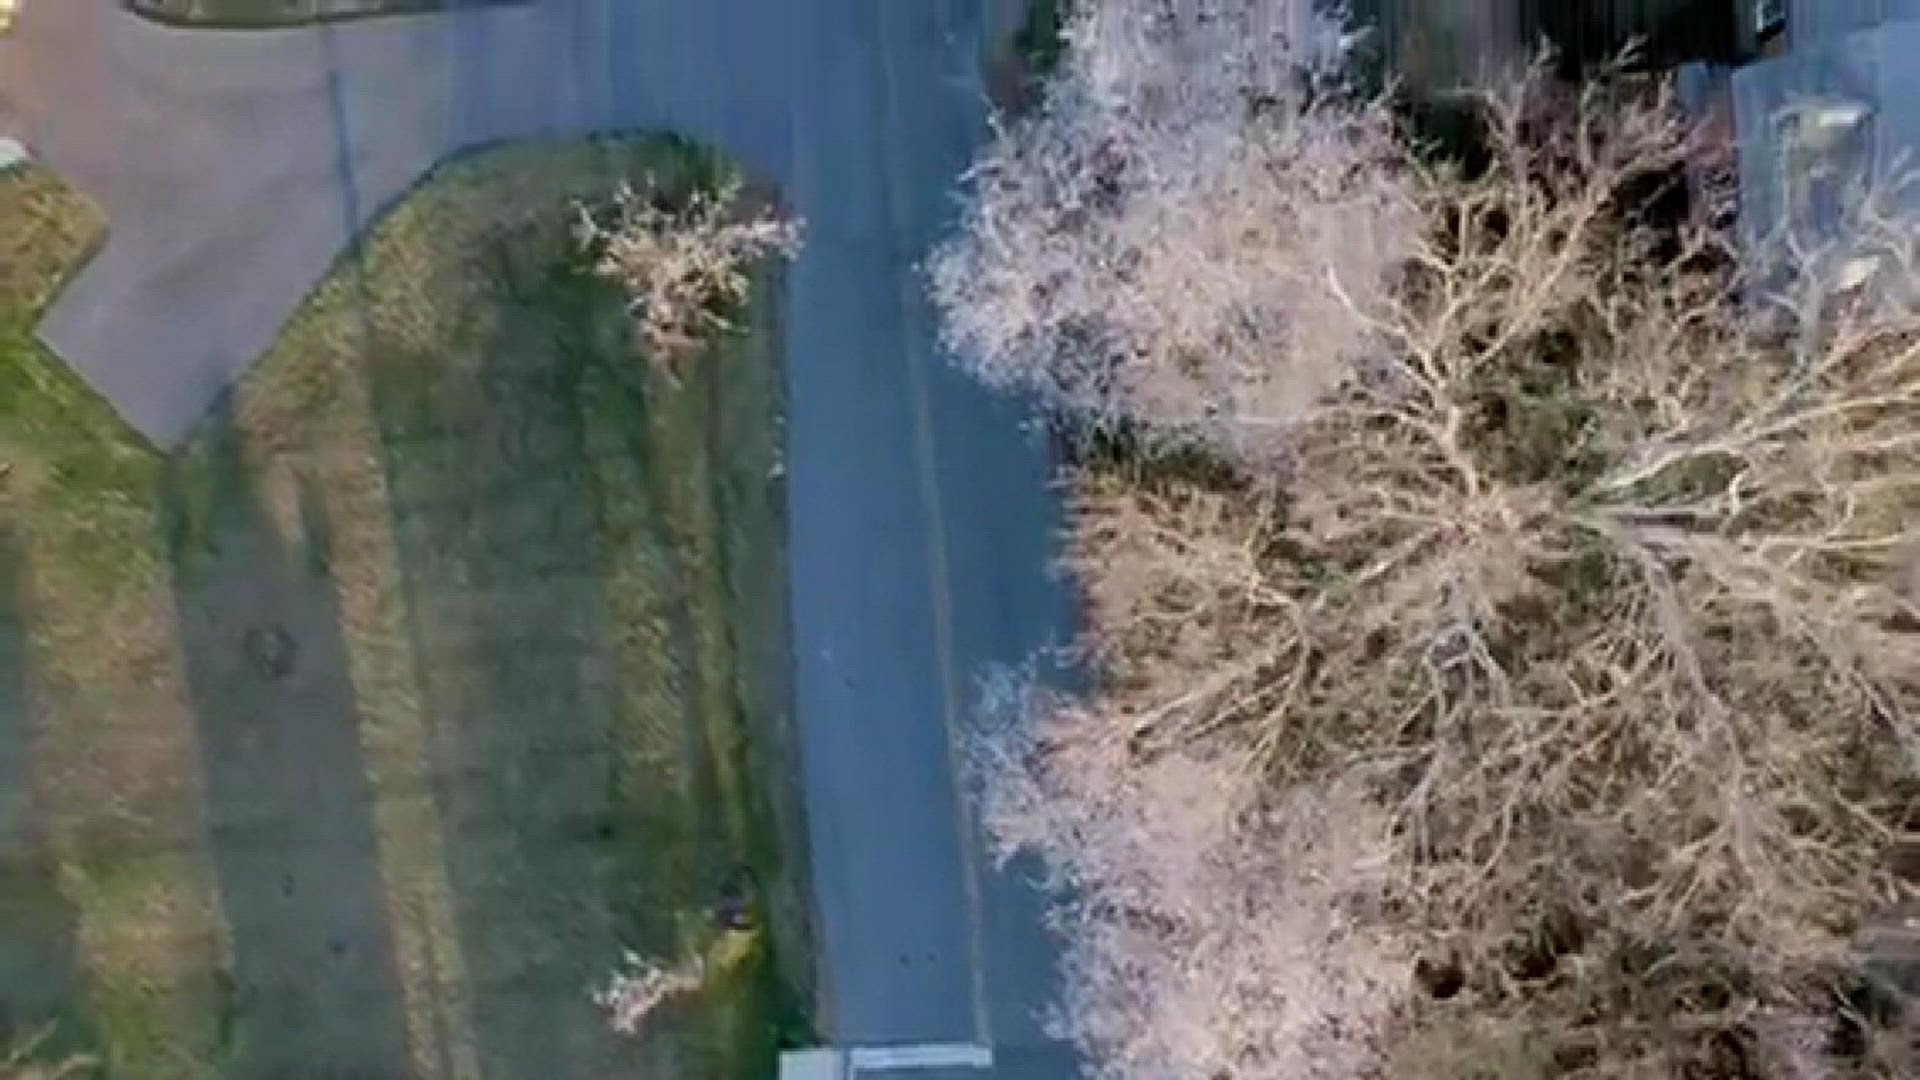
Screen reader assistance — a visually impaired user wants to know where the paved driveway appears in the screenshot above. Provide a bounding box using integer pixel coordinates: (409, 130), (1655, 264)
(1, 0), (1074, 1070)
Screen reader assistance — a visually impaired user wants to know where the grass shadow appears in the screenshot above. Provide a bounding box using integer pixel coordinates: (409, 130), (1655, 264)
(157, 420), (413, 1077)
(356, 215), (652, 1076)
(0, 524), (91, 1060)
(319, 134), (806, 1076)
(70, 133), (806, 1078)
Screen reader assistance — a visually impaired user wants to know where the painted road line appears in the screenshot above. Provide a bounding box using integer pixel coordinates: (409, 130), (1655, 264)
(875, 0), (992, 1048)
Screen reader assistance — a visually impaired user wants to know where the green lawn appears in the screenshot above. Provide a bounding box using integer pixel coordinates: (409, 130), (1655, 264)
(984, 0), (1071, 113)
(0, 136), (811, 1077)
(125, 0), (521, 29)
(1015, 0), (1069, 75)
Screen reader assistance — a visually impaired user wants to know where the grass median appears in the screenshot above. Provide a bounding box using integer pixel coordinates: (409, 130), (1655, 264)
(0, 134), (811, 1077)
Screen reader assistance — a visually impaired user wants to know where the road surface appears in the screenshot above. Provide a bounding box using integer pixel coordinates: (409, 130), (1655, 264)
(0, 0), (1076, 1071)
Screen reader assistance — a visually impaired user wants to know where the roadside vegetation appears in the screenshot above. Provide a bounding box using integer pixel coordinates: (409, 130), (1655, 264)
(935, 2), (1920, 1078)
(1, 137), (809, 1077)
(984, 0), (1073, 114)
(123, 0), (519, 29)
(1014, 0), (1070, 77)
(575, 176), (801, 374)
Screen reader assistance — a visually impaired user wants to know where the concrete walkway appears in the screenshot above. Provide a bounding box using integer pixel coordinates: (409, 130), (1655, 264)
(1, 0), (1074, 1071)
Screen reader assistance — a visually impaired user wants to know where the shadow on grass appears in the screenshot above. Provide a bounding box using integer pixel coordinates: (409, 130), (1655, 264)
(158, 430), (413, 1078)
(144, 129), (801, 1075)
(355, 234), (663, 1076)
(0, 525), (90, 1056)
(345, 160), (804, 1073)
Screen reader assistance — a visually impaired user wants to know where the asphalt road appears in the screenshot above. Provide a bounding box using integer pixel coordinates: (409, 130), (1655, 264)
(1, 0), (1075, 1071)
